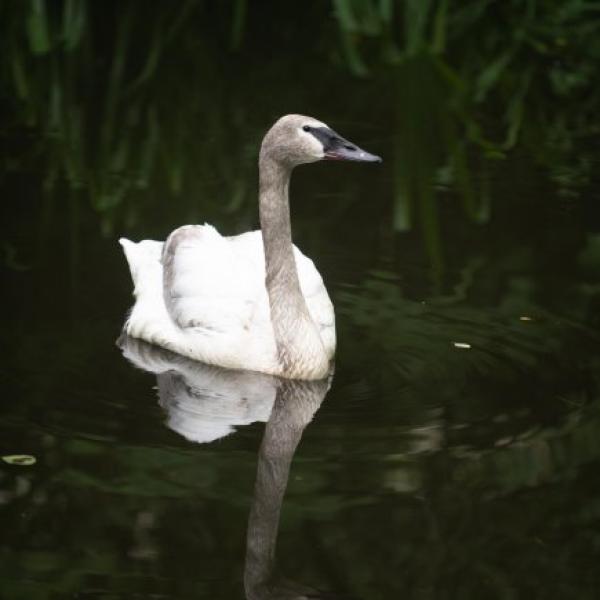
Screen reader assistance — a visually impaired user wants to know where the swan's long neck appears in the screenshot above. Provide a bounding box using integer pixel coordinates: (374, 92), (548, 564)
(258, 155), (328, 380)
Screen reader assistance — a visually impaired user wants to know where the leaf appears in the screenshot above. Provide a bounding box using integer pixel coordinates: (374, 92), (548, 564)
(2, 454), (37, 466)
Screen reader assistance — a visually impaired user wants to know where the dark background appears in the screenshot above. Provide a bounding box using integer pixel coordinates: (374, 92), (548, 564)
(1, 1), (600, 598)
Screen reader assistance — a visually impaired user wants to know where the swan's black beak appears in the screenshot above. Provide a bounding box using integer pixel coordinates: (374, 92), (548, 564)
(308, 126), (382, 163)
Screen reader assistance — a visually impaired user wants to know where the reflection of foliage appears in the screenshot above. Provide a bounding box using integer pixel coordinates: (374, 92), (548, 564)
(2, 240), (598, 597)
(3, 333), (600, 598)
(338, 270), (591, 378)
(335, 235), (599, 423)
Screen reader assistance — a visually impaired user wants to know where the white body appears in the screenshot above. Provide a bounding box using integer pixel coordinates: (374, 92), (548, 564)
(120, 224), (335, 377)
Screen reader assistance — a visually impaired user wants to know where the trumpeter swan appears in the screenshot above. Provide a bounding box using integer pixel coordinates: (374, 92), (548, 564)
(120, 114), (381, 380)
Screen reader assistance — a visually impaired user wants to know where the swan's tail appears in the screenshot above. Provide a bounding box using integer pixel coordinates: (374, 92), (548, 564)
(118, 237), (178, 347)
(119, 238), (164, 292)
(119, 237), (139, 281)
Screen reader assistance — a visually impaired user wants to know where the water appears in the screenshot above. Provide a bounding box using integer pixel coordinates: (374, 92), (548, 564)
(2, 3), (600, 599)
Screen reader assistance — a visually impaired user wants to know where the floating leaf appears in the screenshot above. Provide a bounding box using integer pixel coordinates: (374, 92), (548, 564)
(2, 454), (37, 466)
(453, 342), (472, 349)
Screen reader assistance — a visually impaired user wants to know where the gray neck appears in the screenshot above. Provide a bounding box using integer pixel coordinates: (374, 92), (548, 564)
(258, 155), (327, 379)
(259, 156), (302, 303)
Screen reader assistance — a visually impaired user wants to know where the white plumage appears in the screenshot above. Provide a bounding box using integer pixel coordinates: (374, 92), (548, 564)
(120, 225), (335, 376)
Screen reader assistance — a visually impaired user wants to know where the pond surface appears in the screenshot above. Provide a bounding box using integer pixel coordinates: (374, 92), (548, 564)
(2, 3), (600, 599)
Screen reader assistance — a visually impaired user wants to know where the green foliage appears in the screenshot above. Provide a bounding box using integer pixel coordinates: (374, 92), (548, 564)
(2, 0), (260, 236)
(331, 0), (600, 271)
(2, 0), (598, 269)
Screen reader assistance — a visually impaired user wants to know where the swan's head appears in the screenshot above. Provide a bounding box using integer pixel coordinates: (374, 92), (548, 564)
(260, 114), (382, 167)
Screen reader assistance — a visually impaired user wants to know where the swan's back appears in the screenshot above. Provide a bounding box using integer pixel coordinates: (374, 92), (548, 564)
(162, 225), (260, 332)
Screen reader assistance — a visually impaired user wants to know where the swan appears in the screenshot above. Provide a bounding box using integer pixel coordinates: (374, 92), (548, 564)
(119, 114), (381, 380)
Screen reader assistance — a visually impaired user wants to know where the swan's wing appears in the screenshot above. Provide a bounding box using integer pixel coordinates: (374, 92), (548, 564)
(120, 237), (185, 348)
(162, 225), (262, 333)
(120, 237), (164, 295)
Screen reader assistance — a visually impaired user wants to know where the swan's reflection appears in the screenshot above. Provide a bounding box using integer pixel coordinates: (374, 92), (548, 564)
(119, 335), (341, 599)
(120, 334), (278, 443)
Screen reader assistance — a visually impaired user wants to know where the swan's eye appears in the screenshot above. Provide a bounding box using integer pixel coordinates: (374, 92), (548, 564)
(302, 125), (311, 132)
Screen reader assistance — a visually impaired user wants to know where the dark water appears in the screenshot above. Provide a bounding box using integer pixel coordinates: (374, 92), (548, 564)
(2, 3), (600, 599)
